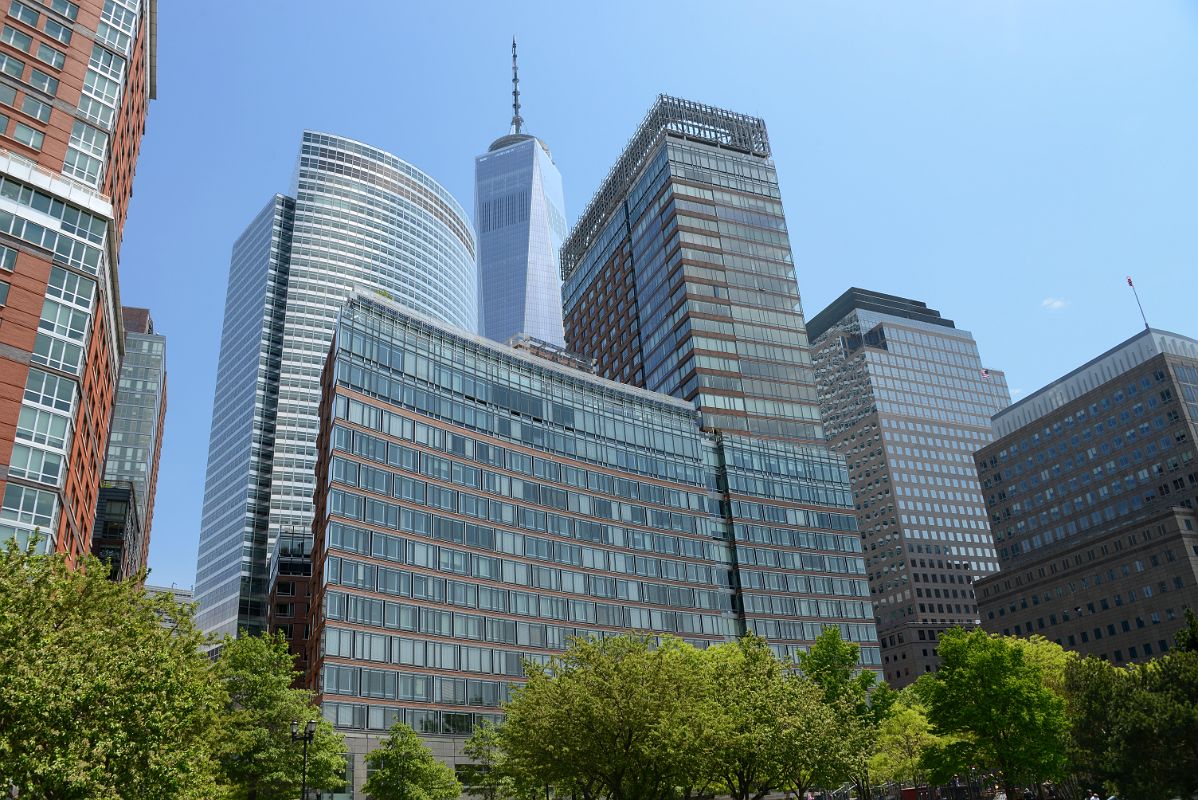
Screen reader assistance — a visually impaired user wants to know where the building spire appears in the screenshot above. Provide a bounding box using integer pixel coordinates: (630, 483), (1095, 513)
(510, 37), (523, 134)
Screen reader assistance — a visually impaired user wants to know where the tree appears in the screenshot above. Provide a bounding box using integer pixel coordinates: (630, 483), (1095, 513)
(1062, 638), (1198, 800)
(363, 721), (461, 800)
(0, 541), (224, 799)
(774, 672), (848, 800)
(212, 632), (346, 799)
(703, 634), (791, 800)
(496, 634), (714, 800)
(921, 629), (1068, 797)
(798, 627), (895, 800)
(869, 688), (942, 788)
(460, 721), (516, 800)
(1062, 656), (1124, 794)
(1174, 607), (1198, 653)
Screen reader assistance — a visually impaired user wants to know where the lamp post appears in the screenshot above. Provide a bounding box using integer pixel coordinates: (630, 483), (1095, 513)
(291, 719), (317, 800)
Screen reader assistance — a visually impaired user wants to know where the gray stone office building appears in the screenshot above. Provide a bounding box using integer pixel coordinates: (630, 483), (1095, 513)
(808, 288), (1010, 685)
(976, 328), (1198, 662)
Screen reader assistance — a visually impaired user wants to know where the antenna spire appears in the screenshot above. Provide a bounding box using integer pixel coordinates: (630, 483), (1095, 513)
(510, 37), (523, 134)
(1127, 276), (1150, 331)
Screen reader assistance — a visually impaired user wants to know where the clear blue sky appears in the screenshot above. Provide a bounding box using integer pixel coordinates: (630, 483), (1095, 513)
(123, 1), (1197, 588)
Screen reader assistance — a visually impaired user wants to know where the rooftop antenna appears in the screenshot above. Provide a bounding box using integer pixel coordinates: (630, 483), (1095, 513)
(510, 37), (523, 134)
(1126, 276), (1149, 331)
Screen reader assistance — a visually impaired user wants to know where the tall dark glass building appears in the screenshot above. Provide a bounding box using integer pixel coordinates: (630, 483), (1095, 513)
(975, 328), (1198, 663)
(808, 288), (1009, 685)
(92, 306), (167, 581)
(308, 294), (874, 794)
(194, 133), (476, 639)
(559, 96), (877, 663)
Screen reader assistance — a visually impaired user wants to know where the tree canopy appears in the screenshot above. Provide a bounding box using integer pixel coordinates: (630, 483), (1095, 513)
(920, 629), (1068, 795)
(363, 721), (461, 800)
(0, 541), (223, 799)
(212, 632), (347, 799)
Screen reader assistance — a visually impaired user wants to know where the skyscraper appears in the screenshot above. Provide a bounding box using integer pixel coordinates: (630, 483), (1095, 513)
(194, 132), (476, 640)
(975, 328), (1198, 663)
(92, 305), (166, 580)
(807, 288), (1009, 685)
(475, 40), (567, 347)
(0, 0), (155, 562)
(308, 293), (873, 792)
(560, 96), (877, 664)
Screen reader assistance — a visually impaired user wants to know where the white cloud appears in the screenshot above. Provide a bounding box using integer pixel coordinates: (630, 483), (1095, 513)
(1041, 297), (1068, 312)
(1011, 388), (1025, 399)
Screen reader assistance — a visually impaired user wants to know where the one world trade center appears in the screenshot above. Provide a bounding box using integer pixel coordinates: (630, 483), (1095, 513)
(474, 40), (568, 347)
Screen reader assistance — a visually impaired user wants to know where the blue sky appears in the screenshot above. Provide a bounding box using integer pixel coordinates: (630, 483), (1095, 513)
(123, 1), (1197, 588)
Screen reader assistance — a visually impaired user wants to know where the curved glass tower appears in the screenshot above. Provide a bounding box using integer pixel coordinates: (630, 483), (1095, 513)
(475, 40), (567, 347)
(194, 131), (475, 639)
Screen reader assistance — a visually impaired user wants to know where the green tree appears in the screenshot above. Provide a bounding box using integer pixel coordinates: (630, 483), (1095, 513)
(212, 632), (346, 799)
(497, 634), (714, 800)
(1063, 641), (1198, 800)
(774, 672), (848, 800)
(921, 629), (1068, 797)
(364, 721), (461, 800)
(1062, 656), (1124, 794)
(0, 541), (224, 799)
(798, 627), (895, 799)
(703, 634), (790, 800)
(461, 721), (517, 800)
(869, 688), (942, 788)
(1174, 607), (1198, 653)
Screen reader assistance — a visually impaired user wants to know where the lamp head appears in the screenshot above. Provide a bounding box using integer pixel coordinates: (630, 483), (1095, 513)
(306, 720), (317, 736)
(290, 721), (299, 737)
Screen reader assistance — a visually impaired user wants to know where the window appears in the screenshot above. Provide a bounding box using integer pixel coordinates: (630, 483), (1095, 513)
(42, 17), (69, 44)
(12, 122), (43, 150)
(0, 50), (22, 77)
(32, 331), (82, 373)
(49, 0), (77, 20)
(0, 244), (14, 270)
(0, 83), (14, 106)
(39, 299), (88, 340)
(1, 23), (31, 51)
(35, 43), (63, 68)
(83, 69), (118, 105)
(23, 368), (75, 412)
(20, 94), (49, 123)
(17, 407), (69, 449)
(0, 279), (8, 305)
(8, 1), (38, 26)
(8, 442), (62, 484)
(28, 68), (57, 95)
(45, 266), (94, 309)
(1, 482), (56, 528)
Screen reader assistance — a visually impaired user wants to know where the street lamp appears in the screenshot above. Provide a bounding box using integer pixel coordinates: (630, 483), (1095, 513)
(291, 719), (317, 800)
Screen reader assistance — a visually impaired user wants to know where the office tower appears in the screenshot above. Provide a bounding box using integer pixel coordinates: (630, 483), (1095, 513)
(194, 132), (476, 640)
(0, 0), (155, 563)
(807, 289), (1010, 685)
(560, 96), (874, 663)
(975, 328), (1198, 663)
(92, 305), (166, 579)
(308, 294), (873, 793)
(475, 40), (567, 347)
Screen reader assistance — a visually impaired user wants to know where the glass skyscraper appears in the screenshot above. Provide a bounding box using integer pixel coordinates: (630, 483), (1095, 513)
(92, 306), (167, 581)
(474, 41), (567, 347)
(309, 294), (873, 795)
(559, 96), (877, 664)
(807, 288), (1009, 685)
(195, 132), (475, 639)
